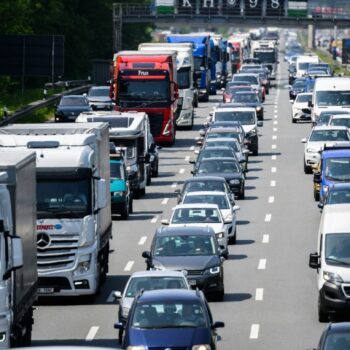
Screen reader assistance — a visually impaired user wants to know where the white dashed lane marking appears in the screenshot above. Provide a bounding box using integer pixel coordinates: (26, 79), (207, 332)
(265, 214), (272, 222)
(151, 216), (159, 224)
(250, 324), (260, 339)
(161, 198), (169, 205)
(268, 196), (275, 203)
(270, 180), (276, 187)
(86, 326), (99, 341)
(124, 261), (134, 271)
(138, 236), (147, 245)
(258, 259), (267, 270)
(255, 288), (264, 301)
(262, 234), (270, 243)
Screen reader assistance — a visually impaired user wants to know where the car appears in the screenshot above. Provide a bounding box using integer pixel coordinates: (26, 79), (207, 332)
(211, 107), (262, 155)
(115, 289), (225, 348)
(328, 114), (350, 129)
(222, 83), (254, 103)
(291, 92), (312, 123)
(301, 126), (350, 173)
(54, 95), (92, 122)
(86, 86), (114, 111)
(202, 127), (245, 147)
(289, 77), (307, 100)
(192, 157), (245, 199)
(162, 203), (230, 257)
(308, 322), (350, 349)
(110, 153), (133, 219)
(142, 226), (225, 300)
(316, 110), (350, 127)
(148, 134), (160, 178)
(319, 183), (350, 210)
(231, 91), (264, 120)
(288, 63), (297, 84)
(232, 73), (264, 101)
(113, 270), (190, 341)
(181, 191), (240, 243)
(175, 176), (234, 204)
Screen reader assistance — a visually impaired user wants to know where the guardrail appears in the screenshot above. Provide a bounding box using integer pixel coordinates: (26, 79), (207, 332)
(0, 84), (92, 126)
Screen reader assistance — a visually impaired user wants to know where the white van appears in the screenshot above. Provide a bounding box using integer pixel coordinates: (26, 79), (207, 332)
(311, 77), (350, 124)
(296, 55), (319, 78)
(309, 204), (350, 322)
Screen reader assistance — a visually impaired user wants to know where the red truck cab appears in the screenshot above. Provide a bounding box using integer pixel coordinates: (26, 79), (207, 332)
(110, 51), (179, 145)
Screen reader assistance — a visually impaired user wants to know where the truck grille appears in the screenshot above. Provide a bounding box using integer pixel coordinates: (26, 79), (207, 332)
(37, 233), (80, 270)
(147, 112), (164, 137)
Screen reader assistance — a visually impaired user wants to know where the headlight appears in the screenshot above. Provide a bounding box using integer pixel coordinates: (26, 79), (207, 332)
(112, 191), (123, 197)
(192, 345), (211, 350)
(306, 148), (318, 154)
(256, 106), (262, 111)
(127, 347), (147, 350)
(74, 254), (91, 276)
(0, 333), (6, 343)
(323, 271), (343, 284)
(216, 232), (225, 239)
(126, 164), (138, 174)
(205, 266), (220, 275)
(247, 128), (257, 137)
(323, 185), (329, 193)
(230, 179), (240, 185)
(152, 262), (165, 271)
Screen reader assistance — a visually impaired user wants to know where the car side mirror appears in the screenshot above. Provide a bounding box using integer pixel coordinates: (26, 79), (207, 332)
(239, 159), (245, 164)
(189, 159), (195, 164)
(161, 219), (169, 225)
(11, 236), (23, 270)
(212, 321), (225, 329)
(199, 130), (206, 137)
(174, 189), (180, 194)
(113, 291), (122, 300)
(232, 205), (240, 212)
(309, 252), (320, 269)
(190, 170), (195, 175)
(318, 202), (324, 209)
(142, 251), (151, 259)
(83, 93), (87, 97)
(194, 150), (199, 155)
(114, 322), (124, 330)
(301, 138), (307, 143)
(257, 121), (263, 127)
(308, 100), (313, 108)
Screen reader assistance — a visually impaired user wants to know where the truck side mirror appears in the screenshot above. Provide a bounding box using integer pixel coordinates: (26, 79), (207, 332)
(97, 179), (107, 210)
(309, 252), (320, 269)
(11, 236), (23, 269)
(142, 251), (151, 259)
(308, 100), (313, 108)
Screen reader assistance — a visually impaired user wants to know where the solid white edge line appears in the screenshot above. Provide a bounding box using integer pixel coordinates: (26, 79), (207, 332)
(255, 288), (264, 301)
(138, 236), (147, 245)
(265, 214), (272, 222)
(161, 198), (169, 205)
(262, 234), (269, 243)
(86, 326), (99, 341)
(124, 261), (134, 271)
(258, 259), (267, 270)
(249, 324), (260, 339)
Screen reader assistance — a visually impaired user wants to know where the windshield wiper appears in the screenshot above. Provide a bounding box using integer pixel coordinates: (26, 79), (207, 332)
(326, 257), (350, 266)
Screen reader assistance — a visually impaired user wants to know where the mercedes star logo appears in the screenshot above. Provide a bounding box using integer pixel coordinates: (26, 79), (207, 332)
(37, 232), (51, 250)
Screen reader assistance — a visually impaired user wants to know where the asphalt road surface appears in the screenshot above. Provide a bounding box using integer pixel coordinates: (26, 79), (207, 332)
(32, 58), (326, 349)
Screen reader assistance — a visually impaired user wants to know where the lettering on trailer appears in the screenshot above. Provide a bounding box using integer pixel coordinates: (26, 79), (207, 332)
(37, 224), (63, 230)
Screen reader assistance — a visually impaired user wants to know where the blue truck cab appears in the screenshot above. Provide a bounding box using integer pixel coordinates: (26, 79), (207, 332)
(167, 34), (211, 102)
(110, 153), (133, 220)
(314, 145), (350, 202)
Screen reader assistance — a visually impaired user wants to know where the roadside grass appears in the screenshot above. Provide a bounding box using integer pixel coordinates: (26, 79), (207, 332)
(21, 107), (55, 123)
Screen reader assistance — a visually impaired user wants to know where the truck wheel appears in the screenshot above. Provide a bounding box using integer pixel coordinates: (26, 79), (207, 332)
(318, 296), (328, 322)
(314, 190), (320, 202)
(121, 202), (129, 220)
(129, 197), (133, 213)
(304, 159), (312, 174)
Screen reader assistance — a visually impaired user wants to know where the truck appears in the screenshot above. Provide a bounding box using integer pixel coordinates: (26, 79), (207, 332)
(138, 42), (196, 129)
(76, 111), (151, 198)
(0, 123), (112, 297)
(167, 34), (211, 102)
(228, 39), (244, 74)
(253, 46), (279, 80)
(110, 50), (178, 146)
(0, 150), (37, 347)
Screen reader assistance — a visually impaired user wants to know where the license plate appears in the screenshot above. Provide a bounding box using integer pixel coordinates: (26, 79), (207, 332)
(188, 279), (196, 286)
(38, 287), (54, 294)
(68, 115), (76, 120)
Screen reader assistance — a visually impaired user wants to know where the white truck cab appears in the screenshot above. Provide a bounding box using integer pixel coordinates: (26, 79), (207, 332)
(309, 204), (350, 321)
(296, 55), (319, 78)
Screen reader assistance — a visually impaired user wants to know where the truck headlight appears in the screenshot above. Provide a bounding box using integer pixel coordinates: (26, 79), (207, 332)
(74, 254), (91, 276)
(192, 345), (210, 350)
(216, 232), (224, 239)
(112, 191), (123, 197)
(0, 333), (6, 343)
(127, 347), (147, 350)
(205, 266), (220, 275)
(323, 271), (343, 284)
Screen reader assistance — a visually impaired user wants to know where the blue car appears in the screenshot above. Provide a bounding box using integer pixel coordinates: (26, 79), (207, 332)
(115, 289), (224, 349)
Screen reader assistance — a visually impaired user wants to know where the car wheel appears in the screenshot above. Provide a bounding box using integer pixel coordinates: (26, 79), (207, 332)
(120, 202), (129, 220)
(252, 149), (258, 156)
(229, 228), (237, 244)
(238, 188), (245, 199)
(314, 189), (320, 202)
(129, 196), (133, 213)
(146, 172), (151, 186)
(318, 296), (328, 322)
(304, 159), (312, 174)
(153, 162), (159, 177)
(292, 117), (296, 123)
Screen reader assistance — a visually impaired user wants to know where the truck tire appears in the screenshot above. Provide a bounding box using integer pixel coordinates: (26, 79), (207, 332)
(129, 197), (133, 213)
(314, 189), (320, 202)
(318, 296), (328, 322)
(121, 202), (129, 220)
(304, 159), (312, 174)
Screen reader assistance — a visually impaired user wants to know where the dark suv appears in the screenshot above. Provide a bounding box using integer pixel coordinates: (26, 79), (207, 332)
(142, 226), (225, 300)
(115, 289), (225, 349)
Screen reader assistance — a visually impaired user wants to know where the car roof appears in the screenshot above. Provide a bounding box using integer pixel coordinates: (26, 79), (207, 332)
(313, 125), (349, 131)
(208, 128), (241, 133)
(155, 226), (215, 236)
(234, 91), (258, 95)
(173, 203), (220, 210)
(90, 86), (109, 89)
(199, 156), (238, 162)
(61, 95), (85, 99)
(185, 191), (227, 196)
(234, 73), (259, 77)
(201, 146), (234, 151)
(331, 114), (350, 119)
(320, 204), (350, 233)
(130, 270), (186, 278)
(296, 92), (312, 97)
(136, 289), (205, 303)
(184, 176), (226, 183)
(205, 137), (239, 142)
(323, 149), (350, 158)
(215, 107), (256, 112)
(328, 322), (350, 333)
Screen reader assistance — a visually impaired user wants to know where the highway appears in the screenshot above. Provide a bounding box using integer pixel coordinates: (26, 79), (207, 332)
(31, 58), (326, 349)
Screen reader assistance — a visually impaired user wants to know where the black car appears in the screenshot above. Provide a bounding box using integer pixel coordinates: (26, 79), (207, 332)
(309, 322), (350, 350)
(115, 289), (225, 349)
(231, 91), (264, 120)
(192, 157), (245, 199)
(55, 95), (91, 122)
(142, 226), (225, 300)
(289, 78), (307, 100)
(288, 63), (297, 84)
(175, 176), (234, 204)
(86, 86), (114, 111)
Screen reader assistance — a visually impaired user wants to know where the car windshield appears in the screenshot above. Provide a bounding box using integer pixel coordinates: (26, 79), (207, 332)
(233, 93), (259, 103)
(131, 301), (207, 329)
(330, 118), (350, 128)
(214, 111), (255, 125)
(197, 159), (240, 174)
(125, 277), (187, 297)
(184, 181), (226, 193)
(59, 97), (87, 106)
(325, 233), (350, 266)
(205, 140), (239, 152)
(296, 94), (312, 103)
(172, 207), (222, 224)
(207, 132), (240, 140)
(323, 332), (350, 350)
(111, 139), (136, 159)
(199, 148), (233, 160)
(233, 75), (258, 84)
(293, 80), (306, 89)
(325, 158), (350, 181)
(326, 189), (350, 204)
(88, 87), (109, 97)
(309, 130), (350, 142)
(316, 91), (350, 107)
(184, 194), (229, 209)
(110, 162), (123, 179)
(154, 235), (216, 257)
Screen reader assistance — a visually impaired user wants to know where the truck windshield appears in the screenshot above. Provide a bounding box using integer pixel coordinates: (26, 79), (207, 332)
(194, 56), (204, 71)
(112, 139), (136, 160)
(325, 233), (350, 266)
(325, 158), (350, 181)
(177, 67), (191, 89)
(110, 162), (124, 179)
(316, 91), (350, 107)
(37, 178), (91, 219)
(118, 79), (170, 102)
(253, 51), (275, 63)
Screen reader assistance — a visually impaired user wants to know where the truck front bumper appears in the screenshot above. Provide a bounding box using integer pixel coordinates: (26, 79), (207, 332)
(0, 315), (10, 348)
(320, 282), (350, 316)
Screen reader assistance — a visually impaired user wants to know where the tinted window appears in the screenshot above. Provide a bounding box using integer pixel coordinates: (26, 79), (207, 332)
(172, 208), (222, 224)
(184, 181), (226, 193)
(326, 189), (350, 204)
(214, 111), (255, 125)
(184, 194), (229, 209)
(60, 97), (87, 106)
(330, 118), (350, 128)
(325, 158), (350, 181)
(325, 233), (350, 266)
(296, 94), (312, 103)
(309, 130), (350, 142)
(316, 91), (350, 107)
